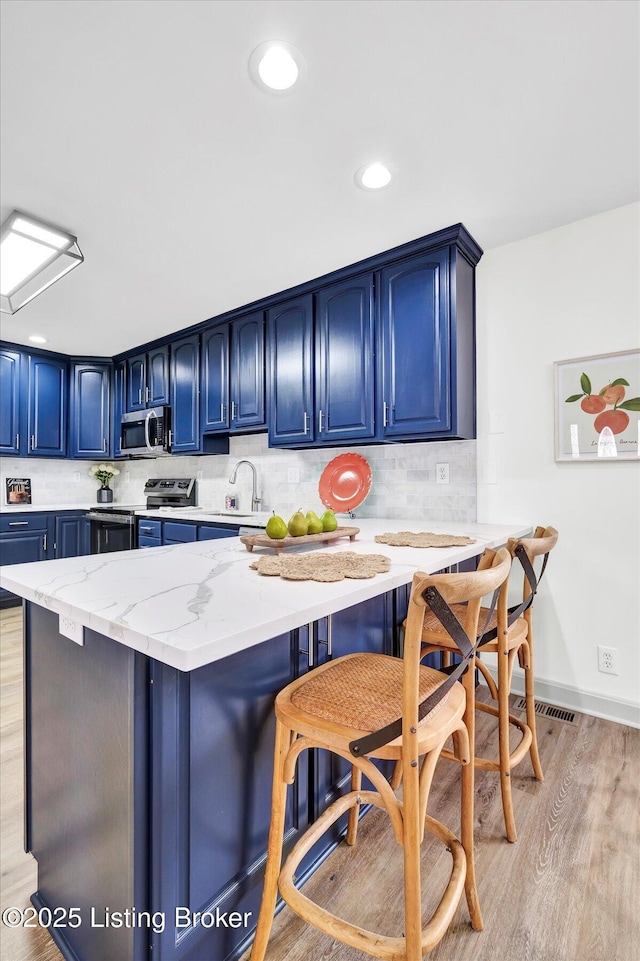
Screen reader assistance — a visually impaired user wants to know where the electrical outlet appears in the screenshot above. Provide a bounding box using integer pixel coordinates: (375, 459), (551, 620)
(73, 472), (80, 482)
(124, 470), (131, 483)
(196, 470), (203, 481)
(436, 463), (450, 485)
(59, 615), (84, 646)
(287, 467), (300, 483)
(597, 645), (618, 675)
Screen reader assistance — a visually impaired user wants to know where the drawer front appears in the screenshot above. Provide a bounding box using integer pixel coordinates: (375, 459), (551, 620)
(0, 513), (50, 533)
(162, 522), (197, 543)
(197, 525), (238, 541)
(137, 519), (162, 539)
(138, 534), (162, 549)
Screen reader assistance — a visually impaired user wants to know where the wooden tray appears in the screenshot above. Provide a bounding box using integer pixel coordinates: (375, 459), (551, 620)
(240, 526), (359, 554)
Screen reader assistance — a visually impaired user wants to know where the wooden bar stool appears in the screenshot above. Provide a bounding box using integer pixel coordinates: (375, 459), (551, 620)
(417, 526), (558, 842)
(251, 548), (511, 961)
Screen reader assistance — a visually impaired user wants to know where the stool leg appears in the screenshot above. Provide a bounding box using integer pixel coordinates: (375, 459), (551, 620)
(402, 760), (423, 961)
(497, 647), (517, 843)
(523, 634), (544, 781)
(251, 719), (291, 961)
(345, 765), (362, 846)
(461, 665), (483, 931)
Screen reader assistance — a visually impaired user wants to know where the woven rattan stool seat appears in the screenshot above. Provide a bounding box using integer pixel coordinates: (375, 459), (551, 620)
(290, 653), (453, 732)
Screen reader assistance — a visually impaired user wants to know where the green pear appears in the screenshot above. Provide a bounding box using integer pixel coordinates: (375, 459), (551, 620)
(266, 513), (288, 540)
(321, 509), (338, 532)
(305, 510), (323, 534)
(287, 509), (308, 537)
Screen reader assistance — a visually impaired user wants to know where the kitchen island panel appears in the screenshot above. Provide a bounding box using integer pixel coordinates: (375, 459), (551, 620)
(26, 603), (149, 961)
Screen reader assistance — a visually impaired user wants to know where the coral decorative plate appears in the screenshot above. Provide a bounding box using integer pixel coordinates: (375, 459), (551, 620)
(318, 453), (372, 513)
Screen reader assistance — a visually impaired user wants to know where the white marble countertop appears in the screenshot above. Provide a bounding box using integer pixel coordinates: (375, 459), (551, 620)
(0, 518), (530, 672)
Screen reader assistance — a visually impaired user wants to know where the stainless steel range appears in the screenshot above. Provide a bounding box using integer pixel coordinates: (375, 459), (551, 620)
(87, 478), (197, 553)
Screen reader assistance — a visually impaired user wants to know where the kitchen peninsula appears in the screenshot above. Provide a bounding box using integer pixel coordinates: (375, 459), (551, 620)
(0, 518), (529, 961)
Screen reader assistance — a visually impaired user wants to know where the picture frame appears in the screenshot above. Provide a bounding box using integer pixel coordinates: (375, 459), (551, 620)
(554, 349), (640, 462)
(6, 477), (32, 505)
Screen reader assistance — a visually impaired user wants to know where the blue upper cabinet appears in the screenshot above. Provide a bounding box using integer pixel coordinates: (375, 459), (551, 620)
(229, 311), (265, 431)
(378, 249), (451, 438)
(316, 274), (375, 443)
(126, 346), (170, 411)
(267, 295), (314, 446)
(201, 325), (229, 433)
(170, 334), (200, 453)
(27, 354), (68, 457)
(0, 346), (24, 455)
(69, 362), (111, 458)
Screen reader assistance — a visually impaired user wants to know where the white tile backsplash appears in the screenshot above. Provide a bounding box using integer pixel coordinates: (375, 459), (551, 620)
(1, 435), (476, 522)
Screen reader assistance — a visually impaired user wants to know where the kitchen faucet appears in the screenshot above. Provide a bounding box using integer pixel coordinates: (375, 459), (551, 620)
(228, 460), (261, 512)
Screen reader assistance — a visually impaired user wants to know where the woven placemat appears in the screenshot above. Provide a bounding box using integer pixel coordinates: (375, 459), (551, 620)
(374, 531), (476, 548)
(250, 551), (391, 582)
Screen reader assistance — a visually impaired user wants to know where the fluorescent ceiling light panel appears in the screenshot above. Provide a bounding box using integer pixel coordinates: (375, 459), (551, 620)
(0, 210), (83, 314)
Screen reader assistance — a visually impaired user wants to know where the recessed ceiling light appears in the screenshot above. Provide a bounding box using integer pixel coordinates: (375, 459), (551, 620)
(29, 335), (48, 344)
(355, 162), (392, 190)
(249, 41), (304, 93)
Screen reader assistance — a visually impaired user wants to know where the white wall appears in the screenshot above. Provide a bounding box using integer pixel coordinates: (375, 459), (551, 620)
(476, 203), (640, 725)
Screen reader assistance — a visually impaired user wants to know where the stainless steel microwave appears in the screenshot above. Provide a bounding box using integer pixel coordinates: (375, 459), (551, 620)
(120, 406), (171, 457)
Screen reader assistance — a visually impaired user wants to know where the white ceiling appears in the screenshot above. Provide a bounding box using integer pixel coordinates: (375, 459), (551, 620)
(1, 0), (638, 356)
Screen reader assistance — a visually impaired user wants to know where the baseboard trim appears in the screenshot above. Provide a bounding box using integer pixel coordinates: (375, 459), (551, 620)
(483, 666), (640, 729)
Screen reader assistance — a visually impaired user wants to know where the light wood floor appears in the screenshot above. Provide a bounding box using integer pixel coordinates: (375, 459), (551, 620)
(1, 607), (638, 961)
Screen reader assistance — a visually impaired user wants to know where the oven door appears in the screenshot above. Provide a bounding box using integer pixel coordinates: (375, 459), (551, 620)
(87, 513), (136, 553)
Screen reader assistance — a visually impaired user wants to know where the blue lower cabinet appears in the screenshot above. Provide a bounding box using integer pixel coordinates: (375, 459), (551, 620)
(0, 513), (52, 607)
(54, 513), (90, 558)
(197, 525), (238, 541)
(138, 519), (161, 548)
(162, 522), (197, 545)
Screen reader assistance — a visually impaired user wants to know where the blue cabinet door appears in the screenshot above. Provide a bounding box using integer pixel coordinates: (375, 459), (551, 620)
(147, 346), (170, 407)
(230, 311), (265, 430)
(161, 521), (197, 544)
(27, 355), (67, 457)
(201, 325), (229, 432)
(378, 249), (452, 437)
(0, 346), (24, 455)
(70, 363), (111, 458)
(126, 347), (169, 411)
(267, 295), (314, 446)
(126, 353), (146, 411)
(316, 275), (375, 443)
(55, 513), (90, 558)
(170, 335), (200, 453)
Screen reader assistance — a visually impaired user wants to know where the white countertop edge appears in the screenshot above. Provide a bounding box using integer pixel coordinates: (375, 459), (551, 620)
(1, 519), (531, 672)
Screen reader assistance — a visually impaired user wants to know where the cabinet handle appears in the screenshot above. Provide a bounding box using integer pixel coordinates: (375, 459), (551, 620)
(30, 434), (35, 450)
(231, 401), (236, 421)
(318, 409), (324, 434)
(303, 411), (309, 434)
(138, 388), (142, 405)
(221, 403), (226, 421)
(15, 433), (20, 449)
(145, 386), (150, 403)
(299, 622), (314, 668)
(168, 429), (173, 448)
(43, 534), (47, 551)
(317, 615), (332, 657)
(9, 521), (28, 526)
(383, 401), (388, 427)
(103, 438), (107, 452)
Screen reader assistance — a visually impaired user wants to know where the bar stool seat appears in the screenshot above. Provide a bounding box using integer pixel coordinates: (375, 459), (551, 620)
(250, 548), (512, 961)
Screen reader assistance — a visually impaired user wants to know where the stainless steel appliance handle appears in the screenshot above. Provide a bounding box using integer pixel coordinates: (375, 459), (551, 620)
(144, 409), (156, 451)
(86, 512), (135, 525)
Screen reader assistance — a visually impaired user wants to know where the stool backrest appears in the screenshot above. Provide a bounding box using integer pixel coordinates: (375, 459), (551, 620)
(506, 525), (559, 618)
